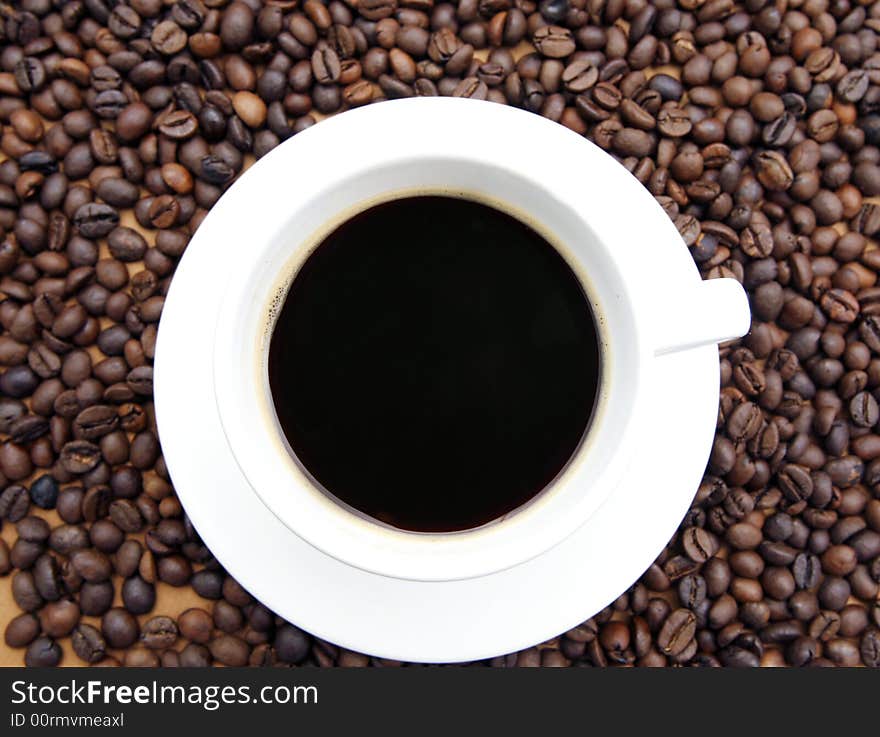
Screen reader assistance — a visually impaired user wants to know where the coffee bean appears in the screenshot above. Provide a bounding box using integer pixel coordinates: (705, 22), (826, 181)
(778, 464), (814, 502)
(71, 549), (112, 583)
(102, 608), (139, 649)
(613, 128), (655, 157)
(562, 61), (598, 94)
(25, 636), (61, 667)
(818, 576), (851, 611)
(179, 607), (213, 644)
(71, 623), (106, 664)
(657, 609), (696, 656)
(90, 519), (124, 554)
(156, 110), (198, 141)
(861, 629), (880, 667)
(120, 575), (155, 616)
(114, 103), (152, 144)
(142, 615), (178, 649)
(60, 440), (102, 474)
(14, 57), (46, 93)
(0, 485), (30, 521)
(80, 581), (114, 617)
(212, 600), (243, 633)
(849, 391), (879, 428)
(73, 203), (119, 239)
(179, 643), (211, 667)
(343, 80), (374, 106)
(27, 344), (61, 380)
(198, 156), (234, 186)
(657, 107), (692, 137)
(32, 554), (63, 601)
(11, 570), (43, 612)
(755, 151), (793, 191)
(5, 613), (40, 648)
(73, 405), (119, 440)
(681, 527), (719, 563)
(192, 570), (224, 600)
(39, 599), (80, 638)
(10, 539), (44, 570)
(793, 552), (821, 589)
(448, 77), (483, 100)
(28, 474), (58, 509)
(533, 26), (575, 59)
(107, 228), (147, 263)
(151, 20), (188, 56)
(158, 554), (191, 586)
(209, 634), (250, 666)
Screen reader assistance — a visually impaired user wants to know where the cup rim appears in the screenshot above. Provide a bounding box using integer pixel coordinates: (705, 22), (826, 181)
(208, 99), (689, 581)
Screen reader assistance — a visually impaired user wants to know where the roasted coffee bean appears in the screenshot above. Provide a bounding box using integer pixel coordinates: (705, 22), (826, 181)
(107, 228), (147, 263)
(73, 204), (119, 239)
(108, 499), (143, 533)
(213, 600), (244, 633)
(47, 525), (89, 556)
(312, 47), (342, 85)
(90, 519), (124, 553)
(562, 61), (598, 94)
(14, 58), (46, 93)
(209, 634), (250, 666)
(10, 539), (43, 570)
(126, 366), (154, 396)
(39, 600), (80, 638)
(73, 406), (119, 440)
(32, 554), (63, 601)
(5, 613), (40, 648)
(102, 608), (139, 649)
(25, 637), (61, 667)
(71, 549), (112, 583)
(198, 156), (234, 185)
(80, 581), (114, 617)
(157, 110), (199, 140)
(12, 571), (43, 612)
(179, 642), (211, 667)
(142, 616), (178, 649)
(60, 440), (101, 474)
(657, 609), (696, 656)
(71, 624), (106, 664)
(123, 647), (160, 667)
(157, 554), (191, 586)
(657, 107), (692, 137)
(862, 629), (880, 667)
(0, 485), (30, 522)
(755, 151), (793, 191)
(191, 570), (224, 600)
(681, 527), (719, 563)
(28, 475), (58, 509)
(179, 607), (213, 644)
(533, 26), (575, 59)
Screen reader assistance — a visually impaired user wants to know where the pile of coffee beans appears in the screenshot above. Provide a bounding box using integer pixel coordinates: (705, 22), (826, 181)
(1, 0), (879, 667)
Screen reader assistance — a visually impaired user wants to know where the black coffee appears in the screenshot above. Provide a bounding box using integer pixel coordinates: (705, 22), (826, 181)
(268, 196), (600, 532)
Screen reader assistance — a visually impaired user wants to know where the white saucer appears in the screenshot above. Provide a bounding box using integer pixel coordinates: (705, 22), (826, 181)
(155, 108), (721, 664)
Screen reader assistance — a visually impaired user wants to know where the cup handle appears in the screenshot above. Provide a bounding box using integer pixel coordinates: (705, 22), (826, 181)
(653, 277), (751, 357)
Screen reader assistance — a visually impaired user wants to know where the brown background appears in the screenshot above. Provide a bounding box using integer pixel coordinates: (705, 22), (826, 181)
(0, 205), (213, 666)
(3, 39), (878, 666)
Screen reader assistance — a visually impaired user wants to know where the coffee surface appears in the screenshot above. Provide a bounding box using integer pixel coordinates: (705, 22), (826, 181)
(269, 196), (600, 531)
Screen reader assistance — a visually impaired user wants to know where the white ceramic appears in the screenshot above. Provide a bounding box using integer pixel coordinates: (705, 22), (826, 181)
(155, 98), (750, 661)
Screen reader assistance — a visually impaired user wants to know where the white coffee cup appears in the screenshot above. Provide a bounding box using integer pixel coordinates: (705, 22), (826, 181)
(162, 98), (750, 587)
